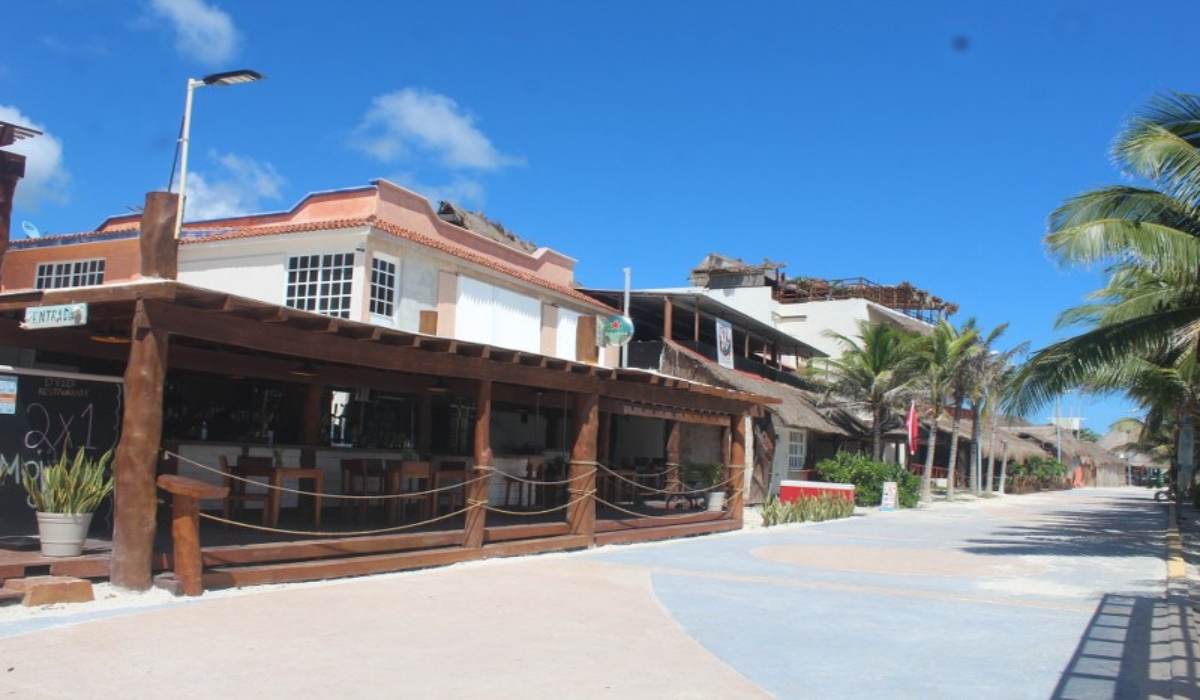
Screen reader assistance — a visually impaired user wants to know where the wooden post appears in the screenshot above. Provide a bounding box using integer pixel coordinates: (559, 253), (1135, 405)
(139, 191), (179, 279)
(663, 296), (673, 342)
(111, 301), (170, 591)
(155, 474), (227, 596)
(729, 412), (747, 526)
(567, 392), (598, 539)
(0, 149), (24, 284)
(693, 304), (701, 343)
(463, 379), (492, 549)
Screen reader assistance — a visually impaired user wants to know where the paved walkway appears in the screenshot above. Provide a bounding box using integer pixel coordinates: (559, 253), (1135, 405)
(0, 488), (1194, 699)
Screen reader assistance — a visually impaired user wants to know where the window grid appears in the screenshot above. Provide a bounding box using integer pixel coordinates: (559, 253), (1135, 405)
(786, 430), (806, 474)
(369, 256), (397, 318)
(285, 253), (353, 319)
(35, 259), (106, 289)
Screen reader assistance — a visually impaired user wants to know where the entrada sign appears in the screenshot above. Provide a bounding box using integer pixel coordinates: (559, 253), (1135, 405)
(22, 303), (88, 329)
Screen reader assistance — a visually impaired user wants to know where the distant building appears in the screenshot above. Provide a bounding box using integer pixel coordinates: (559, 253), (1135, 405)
(685, 253), (952, 359)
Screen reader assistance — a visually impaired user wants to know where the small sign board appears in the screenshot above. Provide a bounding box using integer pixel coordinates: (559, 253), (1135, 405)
(0, 375), (15, 415)
(880, 481), (898, 511)
(22, 303), (87, 329)
(599, 315), (634, 347)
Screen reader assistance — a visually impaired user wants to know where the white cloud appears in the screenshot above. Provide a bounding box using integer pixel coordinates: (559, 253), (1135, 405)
(0, 105), (69, 211)
(390, 172), (486, 207)
(182, 151), (284, 220)
(148, 0), (238, 66)
(356, 88), (523, 170)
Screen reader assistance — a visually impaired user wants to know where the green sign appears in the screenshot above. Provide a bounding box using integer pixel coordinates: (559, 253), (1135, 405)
(601, 315), (634, 347)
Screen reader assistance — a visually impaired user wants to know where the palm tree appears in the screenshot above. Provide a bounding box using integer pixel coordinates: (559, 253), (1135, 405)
(915, 319), (977, 501)
(984, 353), (1022, 489)
(962, 322), (1028, 494)
(1007, 92), (1200, 496)
(811, 321), (923, 461)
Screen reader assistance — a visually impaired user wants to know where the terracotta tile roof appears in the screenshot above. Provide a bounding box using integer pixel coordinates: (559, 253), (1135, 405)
(7, 228), (139, 248)
(186, 217), (618, 313)
(13, 215), (617, 313)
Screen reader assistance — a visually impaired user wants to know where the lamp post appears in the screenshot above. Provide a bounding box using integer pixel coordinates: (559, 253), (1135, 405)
(173, 69), (263, 239)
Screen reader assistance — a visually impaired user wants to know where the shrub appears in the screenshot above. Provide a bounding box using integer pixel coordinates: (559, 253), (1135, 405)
(760, 494), (855, 526)
(814, 451), (920, 508)
(1008, 456), (1070, 493)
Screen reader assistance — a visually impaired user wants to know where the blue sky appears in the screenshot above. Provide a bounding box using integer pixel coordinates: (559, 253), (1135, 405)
(5, 0), (1198, 434)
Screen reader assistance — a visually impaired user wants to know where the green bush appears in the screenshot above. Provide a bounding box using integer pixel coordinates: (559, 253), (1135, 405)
(760, 494), (855, 526)
(813, 451), (920, 508)
(1008, 456), (1070, 493)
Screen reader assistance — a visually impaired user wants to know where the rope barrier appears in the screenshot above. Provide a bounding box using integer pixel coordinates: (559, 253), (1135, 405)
(197, 502), (474, 537)
(168, 450), (742, 534)
(483, 491), (592, 516)
(592, 460), (739, 497)
(166, 450), (487, 501)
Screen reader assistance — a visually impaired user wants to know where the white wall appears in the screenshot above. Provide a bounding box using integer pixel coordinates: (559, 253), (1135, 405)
(179, 229), (369, 312)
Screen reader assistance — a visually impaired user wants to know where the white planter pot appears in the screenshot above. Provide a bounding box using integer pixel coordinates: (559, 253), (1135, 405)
(36, 512), (93, 557)
(706, 491), (726, 512)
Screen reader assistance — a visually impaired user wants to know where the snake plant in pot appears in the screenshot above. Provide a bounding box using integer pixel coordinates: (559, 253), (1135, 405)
(21, 448), (115, 556)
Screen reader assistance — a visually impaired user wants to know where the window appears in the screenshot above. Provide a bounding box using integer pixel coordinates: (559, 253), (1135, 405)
(285, 253), (353, 318)
(369, 255), (398, 323)
(785, 429), (807, 478)
(35, 259), (105, 289)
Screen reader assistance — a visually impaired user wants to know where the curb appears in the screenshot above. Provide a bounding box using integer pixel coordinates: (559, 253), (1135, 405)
(1165, 499), (1198, 695)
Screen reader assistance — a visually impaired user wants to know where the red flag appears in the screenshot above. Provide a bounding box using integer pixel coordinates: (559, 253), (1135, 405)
(906, 400), (919, 456)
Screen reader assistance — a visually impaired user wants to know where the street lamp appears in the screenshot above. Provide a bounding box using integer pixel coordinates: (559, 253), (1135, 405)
(173, 69), (263, 239)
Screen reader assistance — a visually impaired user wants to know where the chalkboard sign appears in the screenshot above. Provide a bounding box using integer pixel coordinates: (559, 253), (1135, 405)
(0, 368), (123, 536)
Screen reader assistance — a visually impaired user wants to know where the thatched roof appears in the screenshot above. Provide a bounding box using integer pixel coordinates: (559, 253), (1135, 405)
(661, 340), (859, 436)
(1007, 425), (1124, 468)
(894, 415), (1047, 462)
(437, 201), (538, 254)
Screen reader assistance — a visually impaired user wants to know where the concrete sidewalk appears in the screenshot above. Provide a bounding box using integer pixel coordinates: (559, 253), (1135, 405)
(0, 488), (1192, 699)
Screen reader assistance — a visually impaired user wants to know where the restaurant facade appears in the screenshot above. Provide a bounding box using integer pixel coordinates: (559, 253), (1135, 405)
(0, 184), (772, 593)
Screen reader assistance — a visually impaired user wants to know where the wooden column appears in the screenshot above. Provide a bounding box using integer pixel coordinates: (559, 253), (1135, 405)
(111, 300), (169, 591)
(665, 419), (682, 491)
(0, 148), (24, 284)
(138, 191), (179, 279)
(463, 379), (492, 549)
(694, 305), (701, 343)
(728, 412), (747, 526)
(567, 392), (598, 539)
(663, 297), (673, 342)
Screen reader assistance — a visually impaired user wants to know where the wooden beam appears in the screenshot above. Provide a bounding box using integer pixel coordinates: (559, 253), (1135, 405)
(138, 299), (761, 414)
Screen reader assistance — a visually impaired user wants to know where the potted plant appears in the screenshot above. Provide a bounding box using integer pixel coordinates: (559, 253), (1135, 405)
(21, 448), (115, 557)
